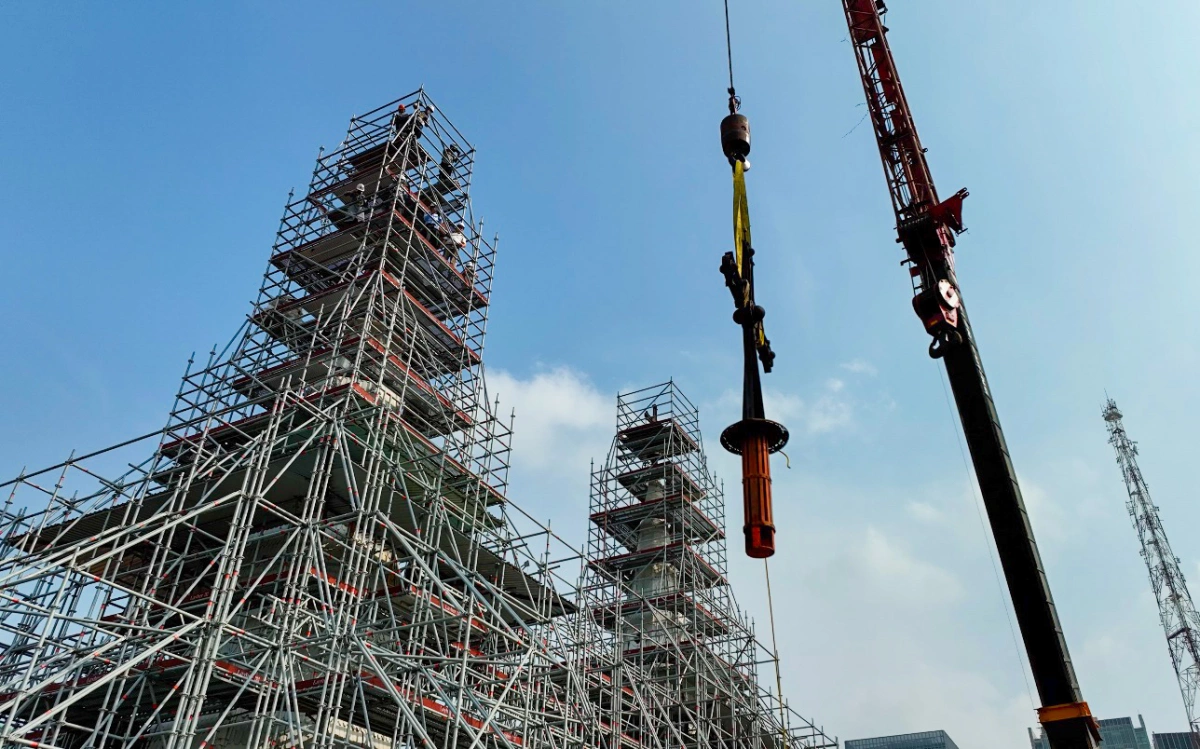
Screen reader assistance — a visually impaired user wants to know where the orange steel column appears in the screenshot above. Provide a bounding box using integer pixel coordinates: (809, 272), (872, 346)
(740, 431), (774, 558)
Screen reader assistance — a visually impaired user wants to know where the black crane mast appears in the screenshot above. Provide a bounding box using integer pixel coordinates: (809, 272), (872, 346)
(839, 3), (1099, 747)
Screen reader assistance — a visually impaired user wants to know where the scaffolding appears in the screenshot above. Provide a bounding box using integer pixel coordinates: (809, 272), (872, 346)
(580, 382), (836, 749)
(0, 94), (834, 749)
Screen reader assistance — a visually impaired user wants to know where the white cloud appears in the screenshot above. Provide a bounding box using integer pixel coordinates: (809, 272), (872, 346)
(757, 379), (855, 438)
(804, 379), (854, 436)
(488, 366), (610, 474)
(907, 500), (944, 524)
(484, 365), (617, 552)
(858, 526), (964, 604)
(762, 390), (805, 424)
(841, 359), (878, 377)
(743, 508), (1034, 749)
(711, 370), (862, 441)
(837, 660), (1035, 746)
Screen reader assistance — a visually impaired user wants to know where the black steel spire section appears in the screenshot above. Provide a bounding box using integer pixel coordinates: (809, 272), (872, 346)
(838, 2), (1098, 747)
(717, 105), (788, 559)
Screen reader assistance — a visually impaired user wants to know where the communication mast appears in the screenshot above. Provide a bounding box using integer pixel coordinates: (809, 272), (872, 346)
(1104, 400), (1200, 734)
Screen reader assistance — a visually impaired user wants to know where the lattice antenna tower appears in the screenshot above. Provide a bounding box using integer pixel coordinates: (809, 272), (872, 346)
(1104, 399), (1200, 734)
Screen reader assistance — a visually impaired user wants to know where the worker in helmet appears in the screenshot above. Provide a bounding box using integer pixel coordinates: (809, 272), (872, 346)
(391, 103), (410, 136)
(422, 209), (441, 233)
(449, 222), (467, 252)
(420, 209), (446, 250)
(353, 183), (371, 222)
(439, 221), (465, 265)
(411, 104), (431, 139)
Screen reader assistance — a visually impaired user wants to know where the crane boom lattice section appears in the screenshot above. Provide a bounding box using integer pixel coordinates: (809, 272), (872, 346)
(843, 0), (938, 224)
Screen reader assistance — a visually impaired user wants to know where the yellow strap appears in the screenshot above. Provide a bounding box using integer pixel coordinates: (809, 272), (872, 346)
(732, 160), (767, 349)
(733, 159), (751, 280)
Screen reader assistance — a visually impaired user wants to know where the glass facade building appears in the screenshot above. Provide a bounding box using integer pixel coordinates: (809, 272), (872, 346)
(1154, 732), (1200, 749)
(846, 730), (960, 749)
(1030, 716), (1152, 749)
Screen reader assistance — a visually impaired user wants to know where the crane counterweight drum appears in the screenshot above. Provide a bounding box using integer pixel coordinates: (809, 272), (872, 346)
(721, 113), (751, 164)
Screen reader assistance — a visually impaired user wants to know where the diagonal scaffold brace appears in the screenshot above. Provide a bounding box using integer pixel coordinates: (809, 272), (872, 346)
(717, 90), (789, 559)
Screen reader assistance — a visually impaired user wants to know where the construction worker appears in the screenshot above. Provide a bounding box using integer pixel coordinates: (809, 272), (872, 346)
(422, 209), (441, 235)
(394, 172), (417, 215)
(438, 144), (462, 191)
(440, 144), (461, 173)
(391, 103), (411, 137)
(448, 222), (468, 255)
(411, 104), (432, 140)
(353, 183), (371, 222)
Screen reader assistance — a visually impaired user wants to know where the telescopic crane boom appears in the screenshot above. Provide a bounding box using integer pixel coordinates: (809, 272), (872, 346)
(839, 3), (1099, 747)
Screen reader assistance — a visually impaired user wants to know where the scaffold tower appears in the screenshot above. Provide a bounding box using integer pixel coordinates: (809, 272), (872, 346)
(1104, 399), (1200, 734)
(0, 93), (835, 749)
(581, 382), (836, 749)
(0, 91), (592, 749)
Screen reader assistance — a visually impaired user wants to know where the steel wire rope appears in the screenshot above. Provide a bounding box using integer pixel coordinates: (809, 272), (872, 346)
(764, 558), (790, 748)
(722, 0), (790, 741)
(724, 0), (736, 95)
(934, 362), (1038, 712)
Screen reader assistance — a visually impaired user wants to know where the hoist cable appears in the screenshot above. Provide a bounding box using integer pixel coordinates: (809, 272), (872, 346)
(764, 560), (790, 749)
(934, 362), (1038, 712)
(722, 4), (785, 739)
(723, 0), (735, 93)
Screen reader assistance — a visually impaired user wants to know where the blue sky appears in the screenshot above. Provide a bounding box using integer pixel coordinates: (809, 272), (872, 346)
(2, 2), (1200, 747)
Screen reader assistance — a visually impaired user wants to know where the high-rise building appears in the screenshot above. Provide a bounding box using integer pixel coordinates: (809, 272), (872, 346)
(844, 730), (959, 749)
(0, 93), (835, 749)
(1031, 716), (1151, 749)
(1154, 732), (1200, 749)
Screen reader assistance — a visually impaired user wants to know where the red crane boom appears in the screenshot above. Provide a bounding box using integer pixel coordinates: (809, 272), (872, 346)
(840, 3), (1099, 748)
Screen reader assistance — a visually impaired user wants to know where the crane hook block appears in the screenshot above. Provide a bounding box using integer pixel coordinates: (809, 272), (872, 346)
(721, 417), (789, 558)
(721, 113), (751, 163)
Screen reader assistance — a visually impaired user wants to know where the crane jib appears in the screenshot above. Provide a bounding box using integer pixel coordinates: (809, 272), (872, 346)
(838, 1), (1100, 747)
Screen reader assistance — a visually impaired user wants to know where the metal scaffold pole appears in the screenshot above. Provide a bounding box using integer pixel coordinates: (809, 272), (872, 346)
(0, 93), (834, 749)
